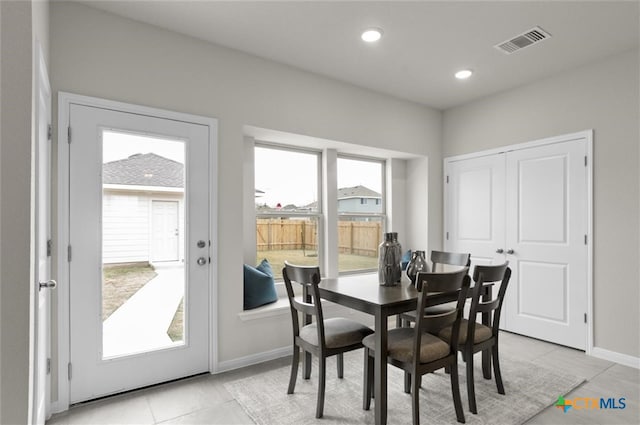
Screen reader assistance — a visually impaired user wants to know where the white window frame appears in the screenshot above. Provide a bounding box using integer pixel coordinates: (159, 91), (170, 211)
(337, 154), (386, 275)
(254, 143), (324, 280)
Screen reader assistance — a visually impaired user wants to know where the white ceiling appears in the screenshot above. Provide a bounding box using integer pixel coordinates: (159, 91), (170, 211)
(79, 1), (639, 110)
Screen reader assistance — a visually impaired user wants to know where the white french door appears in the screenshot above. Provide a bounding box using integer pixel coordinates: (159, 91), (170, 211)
(445, 135), (589, 350)
(33, 45), (53, 425)
(68, 103), (210, 403)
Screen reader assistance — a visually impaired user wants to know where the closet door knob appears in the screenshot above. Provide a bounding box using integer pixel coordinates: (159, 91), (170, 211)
(495, 248), (504, 254)
(506, 249), (515, 255)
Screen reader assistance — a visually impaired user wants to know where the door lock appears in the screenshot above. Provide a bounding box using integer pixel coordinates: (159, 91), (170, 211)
(197, 240), (206, 248)
(197, 257), (207, 266)
(39, 279), (57, 291)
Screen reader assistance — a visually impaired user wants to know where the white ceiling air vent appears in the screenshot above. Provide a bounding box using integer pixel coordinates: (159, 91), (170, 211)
(494, 26), (552, 54)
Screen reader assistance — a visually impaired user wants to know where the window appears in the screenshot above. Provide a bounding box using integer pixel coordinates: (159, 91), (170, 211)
(254, 145), (321, 279)
(337, 156), (385, 274)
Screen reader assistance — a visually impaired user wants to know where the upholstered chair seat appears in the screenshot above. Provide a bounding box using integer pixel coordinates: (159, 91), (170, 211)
(363, 328), (450, 364)
(438, 319), (493, 345)
(300, 318), (373, 349)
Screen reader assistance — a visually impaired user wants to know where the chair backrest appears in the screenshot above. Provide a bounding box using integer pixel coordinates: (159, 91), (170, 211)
(468, 263), (512, 341)
(282, 261), (325, 344)
(430, 250), (471, 272)
(413, 268), (471, 359)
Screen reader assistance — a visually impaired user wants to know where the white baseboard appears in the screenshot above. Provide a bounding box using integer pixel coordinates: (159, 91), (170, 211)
(215, 346), (292, 373)
(591, 347), (640, 369)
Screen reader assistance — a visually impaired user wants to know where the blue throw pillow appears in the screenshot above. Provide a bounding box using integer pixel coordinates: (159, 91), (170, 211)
(243, 259), (277, 310)
(256, 258), (273, 277)
(401, 250), (412, 270)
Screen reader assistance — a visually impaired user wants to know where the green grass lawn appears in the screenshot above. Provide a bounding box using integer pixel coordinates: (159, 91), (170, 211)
(257, 249), (377, 279)
(102, 263), (157, 320)
(167, 299), (184, 342)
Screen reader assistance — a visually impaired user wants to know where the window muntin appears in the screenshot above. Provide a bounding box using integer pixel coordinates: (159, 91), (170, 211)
(337, 156), (385, 274)
(255, 145), (321, 279)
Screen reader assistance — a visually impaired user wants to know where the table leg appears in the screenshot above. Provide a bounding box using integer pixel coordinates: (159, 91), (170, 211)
(374, 310), (388, 425)
(482, 285), (492, 379)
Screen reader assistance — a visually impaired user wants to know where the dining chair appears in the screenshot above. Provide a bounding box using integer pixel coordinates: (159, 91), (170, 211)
(283, 261), (374, 418)
(398, 250), (471, 326)
(363, 268), (471, 425)
(430, 250), (472, 272)
(435, 263), (511, 414)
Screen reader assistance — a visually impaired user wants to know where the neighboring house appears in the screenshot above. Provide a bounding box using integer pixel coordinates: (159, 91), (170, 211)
(337, 185), (382, 215)
(102, 153), (185, 264)
(294, 185), (382, 215)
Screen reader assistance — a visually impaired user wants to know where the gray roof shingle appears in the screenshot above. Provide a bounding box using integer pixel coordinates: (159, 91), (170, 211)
(103, 153), (184, 188)
(337, 185), (381, 199)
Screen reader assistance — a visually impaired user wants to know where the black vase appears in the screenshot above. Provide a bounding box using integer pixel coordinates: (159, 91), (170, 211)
(406, 250), (428, 284)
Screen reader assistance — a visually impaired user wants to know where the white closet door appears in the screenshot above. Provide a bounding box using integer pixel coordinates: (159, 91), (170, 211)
(445, 136), (589, 349)
(446, 154), (506, 267)
(504, 140), (587, 349)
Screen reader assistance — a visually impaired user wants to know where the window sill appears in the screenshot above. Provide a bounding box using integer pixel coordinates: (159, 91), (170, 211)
(237, 297), (342, 322)
(238, 298), (291, 321)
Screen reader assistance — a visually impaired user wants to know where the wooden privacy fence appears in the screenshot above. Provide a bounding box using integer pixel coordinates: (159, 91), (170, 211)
(256, 218), (382, 257)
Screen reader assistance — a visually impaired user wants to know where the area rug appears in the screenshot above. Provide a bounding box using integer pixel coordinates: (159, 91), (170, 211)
(224, 351), (584, 425)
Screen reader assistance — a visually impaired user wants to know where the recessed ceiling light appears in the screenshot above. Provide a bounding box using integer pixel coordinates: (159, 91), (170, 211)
(455, 69), (473, 80)
(361, 28), (383, 43)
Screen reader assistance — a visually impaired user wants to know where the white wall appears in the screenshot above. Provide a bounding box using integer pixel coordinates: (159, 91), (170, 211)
(50, 1), (441, 372)
(443, 49), (640, 358)
(0, 1), (34, 423)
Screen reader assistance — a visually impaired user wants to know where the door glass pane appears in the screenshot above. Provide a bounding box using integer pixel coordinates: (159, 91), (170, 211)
(102, 130), (185, 358)
(337, 157), (384, 273)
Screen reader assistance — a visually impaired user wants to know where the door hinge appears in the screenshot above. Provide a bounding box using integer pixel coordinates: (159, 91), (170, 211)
(68, 362), (72, 380)
(46, 358), (51, 375)
(67, 245), (72, 262)
(584, 155), (588, 167)
(446, 175), (449, 183)
(584, 313), (587, 323)
(67, 126), (72, 144)
(584, 234), (588, 245)
(446, 231), (449, 240)
(47, 124), (53, 141)
(47, 239), (53, 257)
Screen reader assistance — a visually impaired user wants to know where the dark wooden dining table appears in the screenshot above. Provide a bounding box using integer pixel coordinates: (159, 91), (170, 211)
(316, 273), (492, 425)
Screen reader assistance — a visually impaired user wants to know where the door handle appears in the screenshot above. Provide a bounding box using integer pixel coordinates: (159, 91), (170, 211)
(495, 248), (504, 254)
(506, 249), (515, 255)
(39, 279), (57, 291)
(197, 257), (207, 266)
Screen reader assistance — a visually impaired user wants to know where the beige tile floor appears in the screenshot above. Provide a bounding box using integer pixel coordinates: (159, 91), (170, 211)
(47, 332), (639, 425)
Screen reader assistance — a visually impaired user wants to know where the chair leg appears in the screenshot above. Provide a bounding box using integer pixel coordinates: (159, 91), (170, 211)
(287, 345), (299, 394)
(411, 372), (421, 425)
(404, 371), (411, 394)
(337, 353), (344, 378)
(492, 344), (505, 395)
(316, 356), (326, 418)
(363, 349), (373, 410)
(304, 350), (312, 379)
(450, 361), (466, 423)
(466, 353), (477, 414)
